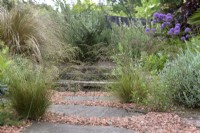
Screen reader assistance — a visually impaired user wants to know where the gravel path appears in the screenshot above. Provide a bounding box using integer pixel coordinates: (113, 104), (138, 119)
(2, 91), (200, 133)
(42, 112), (198, 133)
(45, 91), (200, 133)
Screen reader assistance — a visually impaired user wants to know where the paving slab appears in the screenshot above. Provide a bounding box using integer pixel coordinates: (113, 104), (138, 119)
(48, 105), (142, 117)
(24, 122), (135, 133)
(187, 118), (200, 129)
(64, 96), (116, 102)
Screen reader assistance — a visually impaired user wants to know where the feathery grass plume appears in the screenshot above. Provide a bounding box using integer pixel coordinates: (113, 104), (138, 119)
(0, 5), (76, 64)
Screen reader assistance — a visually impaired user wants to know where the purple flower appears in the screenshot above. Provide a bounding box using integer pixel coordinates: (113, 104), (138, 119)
(151, 20), (157, 24)
(166, 15), (173, 22)
(146, 28), (151, 33)
(160, 22), (170, 29)
(175, 23), (181, 27)
(181, 36), (186, 41)
(151, 28), (156, 33)
(157, 17), (163, 22)
(184, 27), (191, 33)
(164, 22), (171, 26)
(161, 23), (165, 29)
(186, 34), (190, 39)
(153, 12), (160, 19)
(174, 29), (180, 35)
(175, 26), (180, 31)
(166, 13), (172, 16)
(168, 28), (174, 35)
(158, 14), (166, 21)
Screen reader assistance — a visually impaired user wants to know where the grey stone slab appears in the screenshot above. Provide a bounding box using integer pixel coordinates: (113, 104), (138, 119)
(187, 118), (200, 129)
(24, 122), (135, 133)
(64, 96), (116, 102)
(48, 105), (141, 117)
(58, 80), (115, 86)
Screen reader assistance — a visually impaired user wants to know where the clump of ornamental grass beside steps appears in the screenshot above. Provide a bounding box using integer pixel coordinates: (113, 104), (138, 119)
(5, 58), (54, 120)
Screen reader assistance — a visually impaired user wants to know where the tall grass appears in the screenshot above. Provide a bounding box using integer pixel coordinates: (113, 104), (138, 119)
(0, 5), (76, 64)
(109, 42), (149, 103)
(110, 65), (149, 104)
(5, 58), (53, 120)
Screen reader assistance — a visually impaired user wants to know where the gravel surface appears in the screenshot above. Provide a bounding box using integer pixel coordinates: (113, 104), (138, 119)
(50, 91), (200, 132)
(43, 112), (199, 133)
(0, 121), (31, 133)
(0, 126), (21, 133)
(2, 91), (199, 133)
(51, 91), (148, 111)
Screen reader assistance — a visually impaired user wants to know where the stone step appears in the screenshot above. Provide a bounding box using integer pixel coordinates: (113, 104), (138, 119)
(56, 80), (115, 91)
(24, 122), (135, 133)
(59, 62), (116, 81)
(64, 95), (116, 102)
(60, 73), (117, 81)
(187, 118), (200, 129)
(48, 105), (142, 117)
(61, 64), (115, 74)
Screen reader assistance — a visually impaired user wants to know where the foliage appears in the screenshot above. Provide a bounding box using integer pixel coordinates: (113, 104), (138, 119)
(0, 111), (21, 126)
(175, 0), (200, 25)
(107, 0), (142, 17)
(5, 58), (54, 120)
(160, 50), (200, 108)
(0, 44), (10, 95)
(188, 9), (200, 25)
(109, 49), (169, 110)
(0, 44), (11, 83)
(135, 0), (160, 19)
(0, 5), (76, 64)
(108, 41), (149, 104)
(111, 22), (162, 59)
(109, 61), (149, 104)
(185, 36), (200, 52)
(0, 0), (16, 10)
(0, 100), (22, 126)
(140, 52), (167, 72)
(147, 75), (173, 111)
(60, 4), (111, 61)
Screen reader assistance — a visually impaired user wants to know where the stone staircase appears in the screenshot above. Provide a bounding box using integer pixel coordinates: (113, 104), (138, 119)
(56, 62), (117, 91)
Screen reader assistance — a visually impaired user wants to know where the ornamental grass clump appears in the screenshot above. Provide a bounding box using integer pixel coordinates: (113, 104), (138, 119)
(5, 58), (53, 120)
(160, 50), (200, 108)
(109, 65), (149, 104)
(0, 5), (76, 63)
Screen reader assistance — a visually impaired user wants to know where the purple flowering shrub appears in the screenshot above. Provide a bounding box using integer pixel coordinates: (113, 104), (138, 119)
(146, 12), (192, 41)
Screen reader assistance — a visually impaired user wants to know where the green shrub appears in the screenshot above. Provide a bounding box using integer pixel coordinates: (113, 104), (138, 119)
(5, 58), (53, 120)
(140, 52), (167, 72)
(160, 50), (200, 108)
(0, 44), (11, 83)
(185, 36), (200, 52)
(0, 112), (21, 126)
(147, 75), (173, 111)
(111, 22), (162, 59)
(61, 8), (111, 61)
(109, 42), (171, 110)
